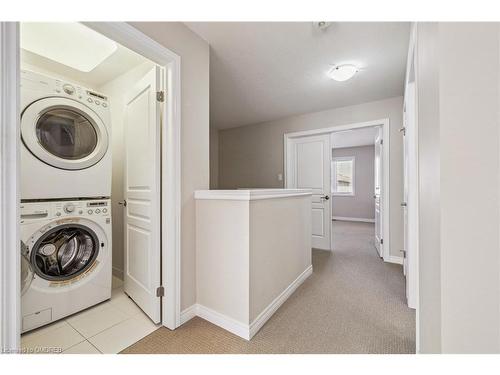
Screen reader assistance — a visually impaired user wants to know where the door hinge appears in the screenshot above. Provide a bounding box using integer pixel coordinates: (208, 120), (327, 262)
(380, 238), (384, 245)
(156, 286), (164, 297)
(156, 91), (165, 102)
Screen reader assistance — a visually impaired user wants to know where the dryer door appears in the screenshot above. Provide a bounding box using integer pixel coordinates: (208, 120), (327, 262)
(21, 97), (109, 170)
(29, 223), (100, 282)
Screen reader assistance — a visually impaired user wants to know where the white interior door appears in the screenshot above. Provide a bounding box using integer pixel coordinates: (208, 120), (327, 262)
(374, 127), (383, 257)
(404, 81), (417, 309)
(286, 134), (331, 250)
(123, 67), (162, 323)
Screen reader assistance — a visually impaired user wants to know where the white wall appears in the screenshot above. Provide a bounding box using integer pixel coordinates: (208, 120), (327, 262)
(415, 22), (441, 353)
(439, 23), (500, 353)
(217, 96), (404, 257)
(129, 22), (210, 311)
(332, 145), (375, 221)
(98, 61), (154, 279)
(417, 22), (500, 353)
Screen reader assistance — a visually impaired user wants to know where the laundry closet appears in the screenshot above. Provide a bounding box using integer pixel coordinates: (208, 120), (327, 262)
(19, 22), (163, 354)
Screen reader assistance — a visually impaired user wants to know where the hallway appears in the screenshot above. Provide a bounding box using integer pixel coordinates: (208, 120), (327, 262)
(122, 221), (415, 354)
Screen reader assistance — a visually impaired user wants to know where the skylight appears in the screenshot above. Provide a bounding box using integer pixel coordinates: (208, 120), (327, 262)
(21, 23), (118, 72)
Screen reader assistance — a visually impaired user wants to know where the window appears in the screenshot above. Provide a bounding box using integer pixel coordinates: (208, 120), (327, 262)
(332, 156), (355, 196)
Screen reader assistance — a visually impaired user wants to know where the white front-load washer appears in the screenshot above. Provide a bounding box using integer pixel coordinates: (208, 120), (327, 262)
(20, 70), (112, 200)
(20, 199), (112, 333)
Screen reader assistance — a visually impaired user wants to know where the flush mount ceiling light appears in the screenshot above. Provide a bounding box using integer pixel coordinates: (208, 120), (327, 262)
(21, 23), (118, 72)
(328, 64), (359, 82)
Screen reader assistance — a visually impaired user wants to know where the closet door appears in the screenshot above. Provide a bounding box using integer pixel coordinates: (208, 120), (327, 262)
(123, 67), (162, 323)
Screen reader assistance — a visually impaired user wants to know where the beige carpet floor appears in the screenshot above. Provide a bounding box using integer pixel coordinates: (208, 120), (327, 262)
(122, 221), (415, 354)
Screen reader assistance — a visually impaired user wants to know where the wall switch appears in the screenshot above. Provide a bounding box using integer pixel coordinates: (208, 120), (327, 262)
(277, 173), (283, 181)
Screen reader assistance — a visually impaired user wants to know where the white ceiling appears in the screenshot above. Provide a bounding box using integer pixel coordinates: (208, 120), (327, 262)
(185, 22), (410, 129)
(331, 127), (379, 149)
(20, 23), (149, 88)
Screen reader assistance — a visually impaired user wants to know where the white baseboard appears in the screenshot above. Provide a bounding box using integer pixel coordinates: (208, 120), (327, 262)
(332, 216), (375, 223)
(196, 304), (250, 340)
(112, 266), (124, 279)
(180, 304), (197, 325)
(179, 304), (249, 339)
(386, 255), (404, 265)
(249, 265), (313, 339)
(180, 265), (313, 340)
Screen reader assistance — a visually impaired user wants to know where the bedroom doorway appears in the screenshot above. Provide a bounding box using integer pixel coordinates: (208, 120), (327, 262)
(284, 119), (390, 259)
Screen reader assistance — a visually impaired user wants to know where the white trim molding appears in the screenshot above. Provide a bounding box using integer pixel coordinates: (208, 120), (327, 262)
(197, 305), (251, 340)
(194, 189), (312, 201)
(386, 256), (404, 265)
(332, 216), (375, 223)
(179, 304), (198, 326)
(84, 22), (182, 331)
(179, 266), (313, 341)
(249, 265), (312, 339)
(0, 22), (20, 352)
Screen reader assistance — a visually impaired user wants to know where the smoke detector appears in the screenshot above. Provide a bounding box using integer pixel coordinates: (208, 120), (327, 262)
(314, 22), (332, 31)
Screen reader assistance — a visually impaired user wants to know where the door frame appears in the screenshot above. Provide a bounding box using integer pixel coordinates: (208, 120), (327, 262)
(0, 22), (182, 351)
(284, 118), (391, 261)
(0, 22), (21, 352)
(404, 22), (420, 348)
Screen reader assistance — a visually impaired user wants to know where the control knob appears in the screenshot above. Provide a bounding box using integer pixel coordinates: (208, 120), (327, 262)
(64, 203), (75, 213)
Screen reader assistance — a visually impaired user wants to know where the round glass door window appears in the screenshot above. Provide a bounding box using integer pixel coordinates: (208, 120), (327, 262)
(36, 108), (98, 160)
(30, 224), (99, 281)
(21, 98), (109, 170)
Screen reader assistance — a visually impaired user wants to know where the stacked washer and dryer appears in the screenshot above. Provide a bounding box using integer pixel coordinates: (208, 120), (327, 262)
(20, 70), (113, 333)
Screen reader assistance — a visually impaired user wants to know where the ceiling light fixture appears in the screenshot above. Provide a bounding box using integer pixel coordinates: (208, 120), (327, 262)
(21, 23), (118, 72)
(328, 64), (359, 82)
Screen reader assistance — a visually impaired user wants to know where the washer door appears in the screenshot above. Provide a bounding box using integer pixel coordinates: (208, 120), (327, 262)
(21, 241), (34, 296)
(21, 97), (108, 170)
(30, 224), (100, 282)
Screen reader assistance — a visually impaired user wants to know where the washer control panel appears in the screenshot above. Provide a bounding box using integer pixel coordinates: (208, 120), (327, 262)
(21, 199), (111, 222)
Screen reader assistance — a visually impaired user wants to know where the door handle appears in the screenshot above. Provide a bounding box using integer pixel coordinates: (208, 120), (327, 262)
(321, 195), (330, 201)
(118, 200), (127, 207)
(400, 202), (407, 207)
(400, 249), (407, 258)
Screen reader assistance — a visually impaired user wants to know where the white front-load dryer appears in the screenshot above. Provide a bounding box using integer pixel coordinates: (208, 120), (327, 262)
(20, 199), (112, 333)
(20, 70), (111, 200)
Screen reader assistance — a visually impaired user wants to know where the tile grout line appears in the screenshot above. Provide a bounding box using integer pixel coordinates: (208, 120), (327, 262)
(86, 339), (103, 354)
(87, 316), (155, 354)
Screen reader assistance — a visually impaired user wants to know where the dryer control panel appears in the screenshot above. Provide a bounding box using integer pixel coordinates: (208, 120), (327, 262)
(21, 70), (109, 110)
(21, 199), (111, 223)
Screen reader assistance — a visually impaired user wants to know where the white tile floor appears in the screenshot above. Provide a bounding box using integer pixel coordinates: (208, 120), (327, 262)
(21, 276), (159, 354)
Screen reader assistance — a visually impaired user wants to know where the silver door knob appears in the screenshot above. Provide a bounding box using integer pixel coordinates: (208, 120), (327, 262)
(400, 202), (407, 207)
(321, 195), (330, 201)
(118, 200), (127, 207)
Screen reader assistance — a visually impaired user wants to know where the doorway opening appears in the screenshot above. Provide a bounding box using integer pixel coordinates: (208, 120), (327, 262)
(284, 119), (390, 258)
(330, 125), (383, 257)
(9, 22), (181, 354)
